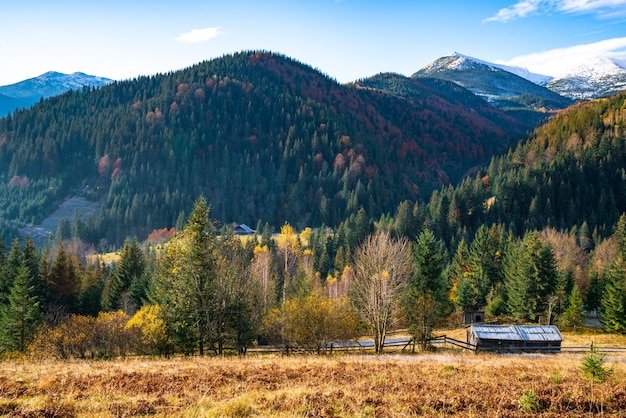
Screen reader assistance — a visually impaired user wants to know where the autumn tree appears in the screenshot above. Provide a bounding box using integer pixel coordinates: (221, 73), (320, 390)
(263, 290), (360, 353)
(250, 244), (276, 315)
(350, 231), (413, 354)
(125, 304), (170, 355)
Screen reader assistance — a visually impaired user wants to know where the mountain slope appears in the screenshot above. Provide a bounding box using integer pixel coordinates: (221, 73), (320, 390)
(355, 72), (531, 133)
(423, 91), (626, 246)
(0, 51), (524, 245)
(0, 93), (28, 117)
(0, 72), (113, 116)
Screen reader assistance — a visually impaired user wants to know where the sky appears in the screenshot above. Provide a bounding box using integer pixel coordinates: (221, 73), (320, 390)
(1, 0), (626, 86)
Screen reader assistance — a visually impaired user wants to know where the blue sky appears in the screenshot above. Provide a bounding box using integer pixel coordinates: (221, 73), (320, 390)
(1, 0), (626, 86)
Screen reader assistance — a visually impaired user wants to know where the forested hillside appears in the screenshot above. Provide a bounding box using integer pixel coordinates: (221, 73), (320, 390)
(0, 51), (522, 245)
(419, 92), (626, 249)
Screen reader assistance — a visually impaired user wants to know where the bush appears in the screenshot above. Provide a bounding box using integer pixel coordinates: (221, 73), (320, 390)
(29, 311), (139, 359)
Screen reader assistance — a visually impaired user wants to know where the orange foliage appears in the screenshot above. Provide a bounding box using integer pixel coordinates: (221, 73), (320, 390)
(147, 228), (176, 243)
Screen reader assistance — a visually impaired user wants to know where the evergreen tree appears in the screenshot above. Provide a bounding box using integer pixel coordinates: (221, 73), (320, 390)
(600, 257), (626, 333)
(0, 236), (8, 305)
(101, 237), (147, 312)
(46, 245), (81, 312)
(149, 197), (219, 355)
(615, 213), (626, 260)
(558, 284), (585, 330)
(505, 232), (557, 321)
(0, 264), (43, 353)
(403, 229), (450, 351)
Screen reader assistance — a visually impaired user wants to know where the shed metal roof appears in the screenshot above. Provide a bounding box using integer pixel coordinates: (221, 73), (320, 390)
(470, 325), (563, 342)
(472, 325), (521, 341)
(516, 325), (563, 342)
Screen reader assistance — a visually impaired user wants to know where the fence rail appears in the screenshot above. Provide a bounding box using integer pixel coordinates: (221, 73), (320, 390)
(251, 337), (626, 356)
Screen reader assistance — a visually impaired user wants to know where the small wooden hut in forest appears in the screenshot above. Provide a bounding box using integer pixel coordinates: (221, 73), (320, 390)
(463, 310), (485, 324)
(467, 324), (563, 353)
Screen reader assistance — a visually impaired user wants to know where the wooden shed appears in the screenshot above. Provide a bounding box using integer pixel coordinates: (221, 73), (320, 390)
(234, 224), (256, 235)
(467, 324), (563, 353)
(463, 310), (485, 324)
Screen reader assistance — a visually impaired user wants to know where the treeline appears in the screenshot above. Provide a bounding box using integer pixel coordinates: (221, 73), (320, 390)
(0, 51), (520, 246)
(3, 195), (626, 359)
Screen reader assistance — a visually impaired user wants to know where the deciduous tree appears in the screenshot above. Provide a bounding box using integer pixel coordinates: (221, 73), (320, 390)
(350, 231), (412, 354)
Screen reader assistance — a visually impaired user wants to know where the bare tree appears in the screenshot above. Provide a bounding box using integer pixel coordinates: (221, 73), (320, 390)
(350, 231), (413, 354)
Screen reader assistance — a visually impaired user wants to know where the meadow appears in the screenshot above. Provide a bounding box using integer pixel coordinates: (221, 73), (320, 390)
(2, 333), (626, 418)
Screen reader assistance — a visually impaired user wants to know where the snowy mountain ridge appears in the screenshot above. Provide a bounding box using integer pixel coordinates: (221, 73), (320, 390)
(0, 71), (113, 116)
(423, 52), (626, 100)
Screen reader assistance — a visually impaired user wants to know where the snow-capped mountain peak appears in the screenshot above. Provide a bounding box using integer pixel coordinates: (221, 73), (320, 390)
(421, 52), (553, 85)
(0, 71), (113, 116)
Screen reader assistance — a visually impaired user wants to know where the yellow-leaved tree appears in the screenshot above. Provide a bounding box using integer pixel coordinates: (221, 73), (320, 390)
(125, 304), (170, 355)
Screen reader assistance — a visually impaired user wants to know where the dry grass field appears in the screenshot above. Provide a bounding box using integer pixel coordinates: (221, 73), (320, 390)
(1, 346), (626, 417)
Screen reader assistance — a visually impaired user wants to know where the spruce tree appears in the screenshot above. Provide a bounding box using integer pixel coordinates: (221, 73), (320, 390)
(600, 258), (626, 333)
(403, 229), (450, 351)
(505, 232), (557, 321)
(149, 197), (219, 355)
(558, 284), (585, 330)
(0, 264), (43, 353)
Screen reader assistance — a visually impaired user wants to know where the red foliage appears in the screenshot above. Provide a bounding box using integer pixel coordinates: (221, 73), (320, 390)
(333, 153), (347, 172)
(98, 155), (110, 178)
(8, 175), (28, 188)
(147, 228), (176, 243)
(193, 88), (205, 101)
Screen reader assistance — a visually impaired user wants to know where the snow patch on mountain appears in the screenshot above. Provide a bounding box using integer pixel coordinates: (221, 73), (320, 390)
(546, 56), (626, 99)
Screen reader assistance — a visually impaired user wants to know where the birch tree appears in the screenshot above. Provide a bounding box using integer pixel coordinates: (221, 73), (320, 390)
(350, 231), (412, 354)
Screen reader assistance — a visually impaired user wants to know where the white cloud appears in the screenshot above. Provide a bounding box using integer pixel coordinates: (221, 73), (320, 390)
(483, 0), (543, 22)
(175, 27), (222, 44)
(497, 37), (626, 76)
(484, 0), (626, 22)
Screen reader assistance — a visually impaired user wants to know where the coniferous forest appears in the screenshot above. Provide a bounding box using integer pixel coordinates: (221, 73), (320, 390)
(1, 51), (626, 358)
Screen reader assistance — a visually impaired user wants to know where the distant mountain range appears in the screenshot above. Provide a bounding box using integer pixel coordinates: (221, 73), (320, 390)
(413, 52), (626, 109)
(0, 72), (113, 116)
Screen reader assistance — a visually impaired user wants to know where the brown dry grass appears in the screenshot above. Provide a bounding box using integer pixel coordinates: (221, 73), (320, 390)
(1, 351), (626, 417)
